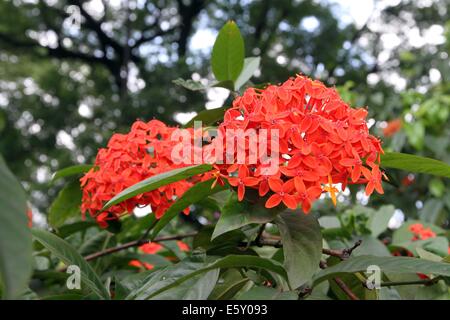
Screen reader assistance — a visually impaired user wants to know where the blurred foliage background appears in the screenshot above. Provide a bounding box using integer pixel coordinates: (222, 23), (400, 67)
(0, 0), (449, 227)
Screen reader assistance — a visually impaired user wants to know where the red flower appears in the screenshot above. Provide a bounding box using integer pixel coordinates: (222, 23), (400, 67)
(177, 240), (190, 252)
(361, 165), (384, 196)
(80, 120), (201, 227)
(265, 179), (297, 209)
(129, 260), (154, 270)
(215, 74), (384, 213)
(383, 119), (402, 137)
(227, 165), (259, 201)
(140, 242), (163, 254)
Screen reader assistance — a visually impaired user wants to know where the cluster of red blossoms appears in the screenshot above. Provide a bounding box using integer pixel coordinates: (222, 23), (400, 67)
(393, 223), (450, 258)
(129, 241), (190, 270)
(408, 223), (437, 241)
(205, 75), (385, 212)
(81, 75), (385, 226)
(80, 120), (197, 226)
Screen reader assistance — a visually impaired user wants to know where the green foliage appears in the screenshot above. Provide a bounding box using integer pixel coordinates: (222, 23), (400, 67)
(211, 21), (245, 83)
(0, 156), (32, 299)
(381, 152), (450, 178)
(275, 211), (322, 288)
(48, 180), (82, 229)
(31, 229), (110, 300)
(1, 2), (450, 301)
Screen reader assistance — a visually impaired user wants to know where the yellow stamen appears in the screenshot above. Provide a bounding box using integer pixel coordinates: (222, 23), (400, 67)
(323, 175), (338, 206)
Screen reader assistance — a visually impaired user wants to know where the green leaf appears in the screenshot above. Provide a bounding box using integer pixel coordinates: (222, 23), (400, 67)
(48, 180), (82, 228)
(381, 152), (450, 179)
(184, 106), (228, 128)
(393, 237), (449, 257)
(208, 269), (250, 300)
(236, 286), (297, 300)
(352, 235), (391, 257)
(314, 255), (450, 284)
(57, 221), (96, 238)
(103, 164), (212, 210)
(212, 193), (280, 240)
(152, 179), (228, 239)
(234, 57), (261, 90)
(151, 269), (220, 300)
(275, 210), (322, 288)
(420, 199), (444, 223)
(172, 78), (207, 91)
(127, 255), (287, 299)
(211, 21), (245, 82)
(126, 259), (218, 300)
(367, 205), (395, 238)
(31, 229), (110, 299)
(0, 156), (32, 299)
(212, 80), (235, 91)
(51, 164), (94, 183)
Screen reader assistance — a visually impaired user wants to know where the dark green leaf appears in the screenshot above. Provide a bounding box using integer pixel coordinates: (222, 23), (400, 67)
(381, 152), (450, 179)
(51, 164), (94, 183)
(212, 193), (280, 240)
(0, 156), (32, 299)
(208, 269), (250, 300)
(211, 21), (245, 82)
(58, 221), (97, 238)
(367, 205), (395, 238)
(128, 255), (287, 299)
(31, 229), (110, 299)
(184, 106), (228, 128)
(151, 269), (220, 300)
(103, 164), (212, 210)
(48, 180), (82, 228)
(275, 210), (322, 288)
(314, 255), (450, 285)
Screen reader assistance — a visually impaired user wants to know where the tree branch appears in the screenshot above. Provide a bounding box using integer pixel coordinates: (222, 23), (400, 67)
(84, 232), (198, 262)
(320, 260), (360, 300)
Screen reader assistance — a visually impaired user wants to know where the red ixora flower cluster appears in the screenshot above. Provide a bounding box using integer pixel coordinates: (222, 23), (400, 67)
(207, 75), (384, 212)
(80, 120), (196, 226)
(81, 75), (385, 227)
(408, 223), (437, 241)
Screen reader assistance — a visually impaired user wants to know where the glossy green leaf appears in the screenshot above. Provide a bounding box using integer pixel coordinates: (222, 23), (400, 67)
(275, 210), (322, 288)
(212, 193), (280, 240)
(0, 156), (32, 299)
(211, 21), (245, 82)
(152, 179), (228, 239)
(51, 164), (94, 183)
(208, 269), (250, 300)
(151, 269), (220, 300)
(184, 106), (228, 128)
(103, 164), (212, 210)
(31, 229), (110, 299)
(314, 255), (450, 284)
(128, 254), (287, 299)
(381, 152), (450, 179)
(367, 205), (395, 238)
(48, 180), (82, 228)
